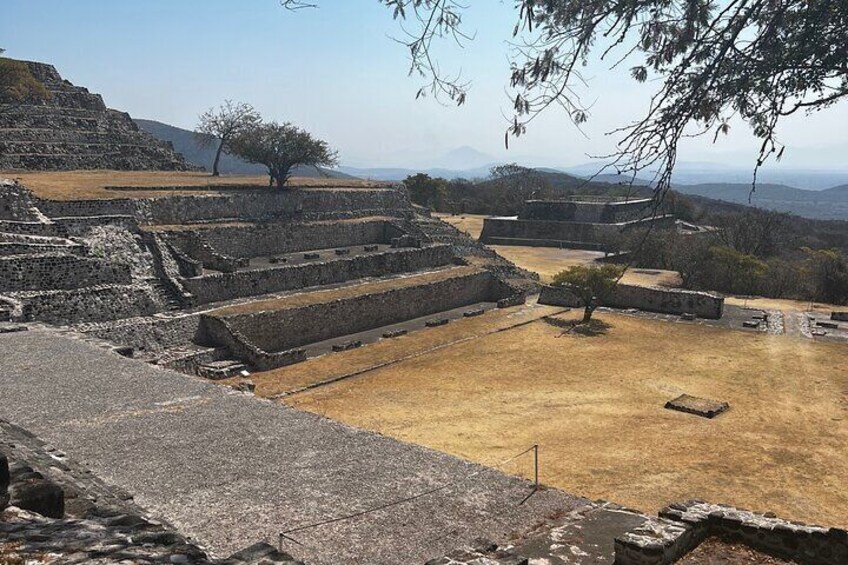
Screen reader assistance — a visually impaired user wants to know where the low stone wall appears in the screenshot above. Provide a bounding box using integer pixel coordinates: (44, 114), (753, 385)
(184, 245), (455, 305)
(539, 284), (724, 319)
(479, 216), (675, 247)
(519, 198), (655, 223)
(36, 188), (413, 225)
(13, 284), (163, 324)
(615, 500), (848, 565)
(0, 253), (132, 292)
(74, 312), (207, 354)
(205, 270), (507, 369)
(202, 315), (306, 371)
(164, 219), (397, 260)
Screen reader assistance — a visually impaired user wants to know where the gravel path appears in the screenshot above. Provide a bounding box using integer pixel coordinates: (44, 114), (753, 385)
(0, 329), (582, 564)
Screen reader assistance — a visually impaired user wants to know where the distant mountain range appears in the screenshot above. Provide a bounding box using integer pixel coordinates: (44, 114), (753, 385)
(137, 119), (848, 221)
(134, 119), (357, 179)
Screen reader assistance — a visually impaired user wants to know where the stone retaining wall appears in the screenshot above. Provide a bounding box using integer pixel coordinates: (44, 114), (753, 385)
(615, 500), (847, 565)
(36, 188), (413, 225)
(164, 219), (400, 260)
(13, 284), (163, 324)
(204, 270), (506, 369)
(539, 284), (724, 319)
(519, 198), (655, 223)
(74, 313), (207, 354)
(184, 245), (455, 305)
(480, 216), (675, 247)
(0, 253), (132, 292)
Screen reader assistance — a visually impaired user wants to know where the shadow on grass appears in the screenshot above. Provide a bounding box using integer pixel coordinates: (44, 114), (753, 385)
(543, 316), (612, 337)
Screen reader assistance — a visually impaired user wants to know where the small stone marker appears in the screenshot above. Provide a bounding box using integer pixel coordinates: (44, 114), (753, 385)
(665, 394), (729, 419)
(303, 252), (320, 260)
(463, 308), (485, 318)
(816, 321), (839, 329)
(364, 244), (379, 252)
(335, 248), (351, 256)
(332, 340), (363, 352)
(831, 311), (848, 322)
(742, 320), (760, 328)
(426, 318), (450, 328)
(680, 312), (695, 321)
(268, 256), (287, 264)
(382, 329), (408, 339)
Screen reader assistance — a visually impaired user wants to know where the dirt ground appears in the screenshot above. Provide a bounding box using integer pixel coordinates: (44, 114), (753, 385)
(2, 171), (386, 200)
(283, 310), (848, 528)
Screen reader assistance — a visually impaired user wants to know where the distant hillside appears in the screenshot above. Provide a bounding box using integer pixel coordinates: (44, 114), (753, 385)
(135, 119), (357, 179)
(672, 182), (848, 221)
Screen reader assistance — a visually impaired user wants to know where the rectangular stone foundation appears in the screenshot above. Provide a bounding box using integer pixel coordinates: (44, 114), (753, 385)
(665, 394), (729, 419)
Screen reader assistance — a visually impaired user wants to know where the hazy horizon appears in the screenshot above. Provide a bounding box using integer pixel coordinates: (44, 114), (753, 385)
(4, 0), (848, 173)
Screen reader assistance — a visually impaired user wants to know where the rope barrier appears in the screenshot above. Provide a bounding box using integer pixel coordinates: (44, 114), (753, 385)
(278, 444), (538, 546)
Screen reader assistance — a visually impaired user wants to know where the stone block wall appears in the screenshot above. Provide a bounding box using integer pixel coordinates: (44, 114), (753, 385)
(0, 253), (132, 292)
(13, 284), (163, 325)
(519, 198), (655, 223)
(74, 313), (207, 354)
(183, 245), (455, 305)
(615, 500), (848, 565)
(164, 219), (395, 260)
(539, 284), (724, 319)
(35, 189), (413, 226)
(205, 270), (505, 367)
(479, 216), (675, 247)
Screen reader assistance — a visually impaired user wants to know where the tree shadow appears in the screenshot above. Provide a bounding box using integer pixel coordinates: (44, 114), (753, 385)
(543, 316), (611, 337)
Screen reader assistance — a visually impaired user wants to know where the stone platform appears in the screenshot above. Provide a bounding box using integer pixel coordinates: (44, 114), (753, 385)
(0, 329), (583, 564)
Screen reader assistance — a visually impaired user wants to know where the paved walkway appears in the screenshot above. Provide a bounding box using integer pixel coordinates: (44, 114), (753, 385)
(0, 329), (583, 564)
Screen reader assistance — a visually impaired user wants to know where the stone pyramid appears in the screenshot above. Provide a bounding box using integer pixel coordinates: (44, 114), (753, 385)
(0, 60), (194, 171)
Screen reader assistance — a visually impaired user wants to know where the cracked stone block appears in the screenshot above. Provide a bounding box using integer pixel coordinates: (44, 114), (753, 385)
(680, 312), (696, 321)
(382, 329), (408, 339)
(742, 320), (760, 328)
(332, 340), (363, 352)
(426, 318), (450, 327)
(334, 248), (351, 255)
(303, 252), (320, 260)
(665, 394), (729, 419)
(463, 308), (485, 318)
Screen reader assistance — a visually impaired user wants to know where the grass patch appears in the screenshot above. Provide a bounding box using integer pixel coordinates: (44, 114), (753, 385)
(1, 170), (389, 200)
(284, 310), (848, 528)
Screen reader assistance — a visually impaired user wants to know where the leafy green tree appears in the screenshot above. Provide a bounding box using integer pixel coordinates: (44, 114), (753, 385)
(803, 248), (848, 304)
(228, 122), (338, 189)
(195, 100), (261, 176)
(708, 245), (770, 295)
(552, 264), (624, 323)
(0, 52), (50, 113)
(403, 173), (448, 209)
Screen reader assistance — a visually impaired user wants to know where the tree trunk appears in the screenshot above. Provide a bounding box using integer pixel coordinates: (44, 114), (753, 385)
(212, 139), (225, 176)
(582, 297), (597, 323)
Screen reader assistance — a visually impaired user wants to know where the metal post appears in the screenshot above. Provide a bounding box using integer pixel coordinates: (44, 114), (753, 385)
(533, 444), (539, 491)
(279, 532), (283, 553)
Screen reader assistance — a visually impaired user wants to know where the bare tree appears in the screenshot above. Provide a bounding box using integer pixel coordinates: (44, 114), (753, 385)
(228, 121), (338, 189)
(195, 100), (261, 176)
(281, 2), (848, 199)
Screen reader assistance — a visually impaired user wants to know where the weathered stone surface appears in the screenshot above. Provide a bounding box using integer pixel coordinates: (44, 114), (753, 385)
(0, 60), (193, 172)
(539, 284), (724, 319)
(9, 478), (65, 518)
(665, 395), (729, 419)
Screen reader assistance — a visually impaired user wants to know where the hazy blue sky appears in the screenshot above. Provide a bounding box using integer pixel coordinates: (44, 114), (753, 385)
(3, 0), (847, 169)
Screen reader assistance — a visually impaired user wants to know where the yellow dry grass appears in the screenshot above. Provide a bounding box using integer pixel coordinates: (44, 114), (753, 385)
(433, 213), (486, 239)
(232, 302), (564, 396)
(2, 170), (388, 200)
(284, 311), (848, 527)
(208, 266), (481, 317)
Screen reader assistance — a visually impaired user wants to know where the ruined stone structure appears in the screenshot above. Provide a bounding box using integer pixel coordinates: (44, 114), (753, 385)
(539, 283), (725, 319)
(0, 60), (193, 171)
(0, 177), (532, 376)
(480, 197), (675, 250)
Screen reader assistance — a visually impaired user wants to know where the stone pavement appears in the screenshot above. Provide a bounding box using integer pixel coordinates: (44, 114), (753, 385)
(0, 329), (584, 564)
